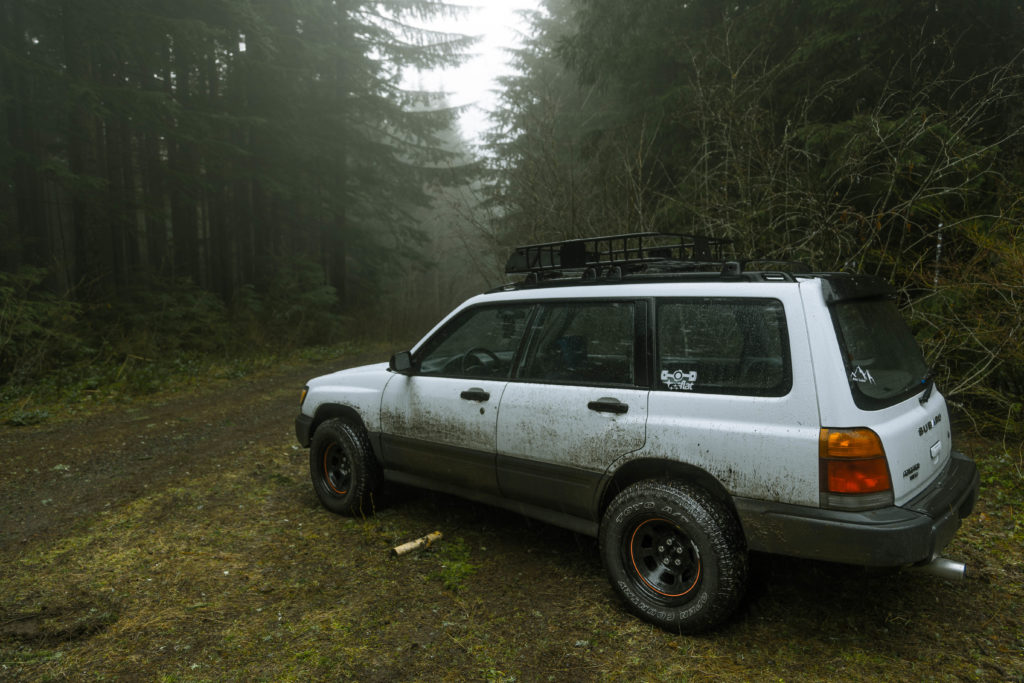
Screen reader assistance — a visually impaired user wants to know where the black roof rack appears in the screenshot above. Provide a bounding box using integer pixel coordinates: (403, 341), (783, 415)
(501, 232), (815, 289)
(505, 232), (731, 277)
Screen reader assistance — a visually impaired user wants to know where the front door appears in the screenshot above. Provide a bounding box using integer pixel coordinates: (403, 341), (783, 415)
(379, 303), (534, 494)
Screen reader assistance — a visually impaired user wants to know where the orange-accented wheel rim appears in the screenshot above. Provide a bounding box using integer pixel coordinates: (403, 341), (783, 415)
(322, 443), (351, 496)
(624, 518), (701, 600)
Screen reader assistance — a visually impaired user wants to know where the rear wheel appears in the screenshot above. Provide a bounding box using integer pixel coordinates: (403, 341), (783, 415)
(309, 418), (381, 516)
(600, 480), (748, 633)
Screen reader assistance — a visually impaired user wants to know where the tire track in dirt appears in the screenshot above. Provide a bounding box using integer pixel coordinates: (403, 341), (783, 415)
(0, 355), (373, 551)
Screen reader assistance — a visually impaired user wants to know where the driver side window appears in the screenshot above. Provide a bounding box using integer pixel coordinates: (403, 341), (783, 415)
(416, 304), (533, 379)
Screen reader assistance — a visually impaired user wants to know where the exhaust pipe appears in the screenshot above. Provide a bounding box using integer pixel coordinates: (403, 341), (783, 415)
(909, 556), (967, 581)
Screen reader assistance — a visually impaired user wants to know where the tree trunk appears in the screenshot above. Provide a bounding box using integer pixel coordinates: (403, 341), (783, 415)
(0, 0), (45, 272)
(62, 0), (111, 295)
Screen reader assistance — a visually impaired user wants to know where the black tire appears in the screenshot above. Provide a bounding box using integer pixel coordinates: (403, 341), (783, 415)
(309, 418), (381, 516)
(600, 480), (748, 633)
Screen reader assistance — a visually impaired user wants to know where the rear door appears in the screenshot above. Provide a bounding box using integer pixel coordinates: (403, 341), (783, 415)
(645, 293), (821, 506)
(496, 300), (649, 519)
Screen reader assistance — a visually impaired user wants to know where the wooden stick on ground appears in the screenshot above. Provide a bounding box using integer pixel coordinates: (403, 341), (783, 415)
(391, 531), (443, 557)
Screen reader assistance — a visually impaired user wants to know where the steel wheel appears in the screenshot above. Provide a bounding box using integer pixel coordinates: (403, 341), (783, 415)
(322, 443), (352, 496)
(624, 518), (702, 602)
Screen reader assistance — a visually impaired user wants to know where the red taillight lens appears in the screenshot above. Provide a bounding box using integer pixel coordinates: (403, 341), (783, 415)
(824, 457), (892, 493)
(819, 428), (892, 495)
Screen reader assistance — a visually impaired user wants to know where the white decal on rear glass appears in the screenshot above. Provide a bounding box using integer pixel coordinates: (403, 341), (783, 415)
(661, 369), (697, 391)
(850, 366), (876, 384)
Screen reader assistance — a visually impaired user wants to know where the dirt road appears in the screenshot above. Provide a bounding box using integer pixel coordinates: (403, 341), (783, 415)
(0, 359), (332, 549)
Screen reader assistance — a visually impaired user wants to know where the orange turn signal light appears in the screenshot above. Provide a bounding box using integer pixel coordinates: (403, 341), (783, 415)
(819, 428), (892, 495)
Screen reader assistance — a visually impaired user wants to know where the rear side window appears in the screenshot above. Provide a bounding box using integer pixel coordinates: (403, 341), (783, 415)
(831, 297), (929, 410)
(519, 301), (636, 386)
(656, 298), (791, 396)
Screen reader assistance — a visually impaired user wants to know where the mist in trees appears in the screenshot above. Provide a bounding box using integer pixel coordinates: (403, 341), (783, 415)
(485, 0), (1024, 431)
(1, 0), (477, 386)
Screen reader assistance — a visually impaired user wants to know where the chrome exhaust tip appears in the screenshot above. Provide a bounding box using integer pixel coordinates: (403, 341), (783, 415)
(910, 556), (967, 581)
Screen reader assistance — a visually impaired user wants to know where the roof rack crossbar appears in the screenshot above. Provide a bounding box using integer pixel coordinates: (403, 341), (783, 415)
(741, 258), (813, 273)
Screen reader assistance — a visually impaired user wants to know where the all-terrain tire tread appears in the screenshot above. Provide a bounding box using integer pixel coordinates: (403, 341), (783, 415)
(599, 479), (748, 633)
(309, 417), (381, 517)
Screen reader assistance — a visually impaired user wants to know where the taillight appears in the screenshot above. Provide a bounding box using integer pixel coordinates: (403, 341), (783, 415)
(819, 428), (893, 510)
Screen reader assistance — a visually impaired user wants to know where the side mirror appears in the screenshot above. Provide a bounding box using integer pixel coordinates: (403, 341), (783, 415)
(389, 350), (414, 375)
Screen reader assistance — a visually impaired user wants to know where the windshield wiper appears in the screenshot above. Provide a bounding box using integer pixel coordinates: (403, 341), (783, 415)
(919, 370), (935, 406)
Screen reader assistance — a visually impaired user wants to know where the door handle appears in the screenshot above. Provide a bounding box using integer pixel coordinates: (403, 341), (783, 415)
(588, 397), (628, 414)
(460, 388), (490, 402)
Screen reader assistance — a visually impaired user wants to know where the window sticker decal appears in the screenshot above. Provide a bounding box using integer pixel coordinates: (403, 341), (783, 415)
(850, 366), (876, 384)
(661, 369), (697, 391)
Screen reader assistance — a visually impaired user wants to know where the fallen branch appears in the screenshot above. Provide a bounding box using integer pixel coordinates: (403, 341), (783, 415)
(391, 531), (443, 557)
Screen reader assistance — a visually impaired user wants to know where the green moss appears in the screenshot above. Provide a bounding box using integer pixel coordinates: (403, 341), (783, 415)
(430, 537), (479, 592)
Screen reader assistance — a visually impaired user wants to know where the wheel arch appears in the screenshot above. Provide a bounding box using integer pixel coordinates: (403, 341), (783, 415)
(310, 404), (379, 459)
(599, 458), (738, 522)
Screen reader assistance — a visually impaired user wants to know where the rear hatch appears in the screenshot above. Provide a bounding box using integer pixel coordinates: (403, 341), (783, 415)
(830, 294), (951, 503)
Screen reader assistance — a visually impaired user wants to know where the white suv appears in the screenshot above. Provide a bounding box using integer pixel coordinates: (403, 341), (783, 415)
(295, 233), (979, 633)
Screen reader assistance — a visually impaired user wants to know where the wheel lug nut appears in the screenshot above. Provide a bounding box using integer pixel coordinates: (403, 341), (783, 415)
(675, 559), (682, 566)
(658, 545), (665, 553)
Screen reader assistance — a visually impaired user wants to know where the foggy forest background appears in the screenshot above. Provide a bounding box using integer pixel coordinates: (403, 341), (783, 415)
(1, 0), (1022, 438)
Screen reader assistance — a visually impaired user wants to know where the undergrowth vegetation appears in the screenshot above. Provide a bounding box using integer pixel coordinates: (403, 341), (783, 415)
(4, 254), (1021, 454)
(0, 261), (351, 425)
(902, 218), (1024, 445)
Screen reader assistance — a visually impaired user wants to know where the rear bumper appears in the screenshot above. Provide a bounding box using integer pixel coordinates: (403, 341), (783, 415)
(736, 450), (979, 567)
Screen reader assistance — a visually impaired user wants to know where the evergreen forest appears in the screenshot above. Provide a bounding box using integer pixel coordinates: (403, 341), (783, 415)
(2, 0), (1022, 438)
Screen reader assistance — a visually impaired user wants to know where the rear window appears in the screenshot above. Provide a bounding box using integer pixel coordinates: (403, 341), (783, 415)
(831, 298), (929, 410)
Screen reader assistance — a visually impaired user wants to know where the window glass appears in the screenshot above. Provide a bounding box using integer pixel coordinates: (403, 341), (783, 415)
(832, 297), (929, 410)
(417, 304), (533, 379)
(520, 301), (635, 386)
(657, 298), (791, 396)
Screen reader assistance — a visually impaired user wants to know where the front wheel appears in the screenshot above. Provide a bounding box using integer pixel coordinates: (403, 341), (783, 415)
(309, 418), (381, 516)
(600, 480), (748, 633)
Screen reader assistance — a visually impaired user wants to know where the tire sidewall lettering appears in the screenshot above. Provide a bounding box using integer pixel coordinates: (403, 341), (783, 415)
(617, 576), (711, 622)
(614, 499), (656, 524)
(677, 591), (709, 619)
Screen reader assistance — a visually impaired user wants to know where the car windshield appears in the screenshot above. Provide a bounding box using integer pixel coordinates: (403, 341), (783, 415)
(832, 297), (929, 410)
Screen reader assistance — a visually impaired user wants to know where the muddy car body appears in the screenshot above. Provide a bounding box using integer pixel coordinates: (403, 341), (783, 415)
(295, 233), (979, 632)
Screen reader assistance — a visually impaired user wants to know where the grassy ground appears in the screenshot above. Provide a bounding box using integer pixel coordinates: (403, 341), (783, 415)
(0, 348), (1021, 681)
